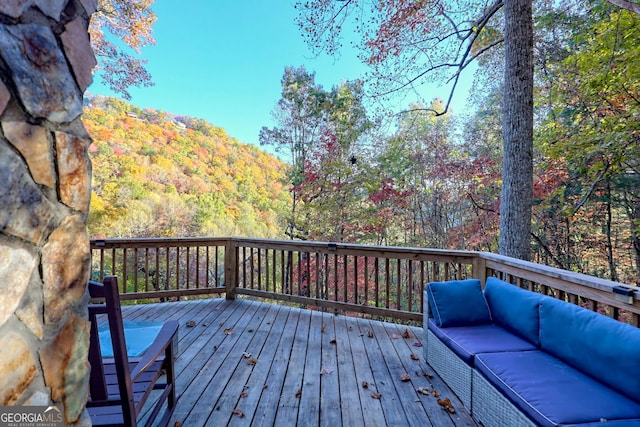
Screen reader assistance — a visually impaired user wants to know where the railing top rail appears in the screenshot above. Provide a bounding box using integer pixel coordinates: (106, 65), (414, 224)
(90, 236), (231, 248)
(90, 236), (479, 260)
(480, 251), (638, 296)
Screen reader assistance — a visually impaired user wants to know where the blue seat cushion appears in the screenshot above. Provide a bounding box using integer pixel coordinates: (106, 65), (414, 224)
(475, 351), (640, 427)
(425, 279), (492, 327)
(99, 321), (165, 357)
(539, 297), (640, 402)
(484, 277), (543, 346)
(428, 320), (536, 365)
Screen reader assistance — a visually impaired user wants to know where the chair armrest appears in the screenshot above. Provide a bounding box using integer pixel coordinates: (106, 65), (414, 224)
(130, 320), (179, 382)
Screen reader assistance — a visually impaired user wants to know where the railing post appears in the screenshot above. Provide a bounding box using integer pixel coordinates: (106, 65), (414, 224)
(225, 239), (239, 300)
(473, 253), (488, 286)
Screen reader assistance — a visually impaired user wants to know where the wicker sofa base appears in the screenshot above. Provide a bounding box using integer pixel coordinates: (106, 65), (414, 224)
(472, 369), (535, 427)
(426, 328), (473, 409)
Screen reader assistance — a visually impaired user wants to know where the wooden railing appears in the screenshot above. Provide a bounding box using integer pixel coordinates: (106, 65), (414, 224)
(90, 237), (640, 326)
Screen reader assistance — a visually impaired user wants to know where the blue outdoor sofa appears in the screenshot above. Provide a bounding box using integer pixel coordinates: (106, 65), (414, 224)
(423, 277), (640, 427)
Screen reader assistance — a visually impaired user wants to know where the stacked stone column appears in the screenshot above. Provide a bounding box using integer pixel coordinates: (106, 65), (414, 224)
(0, 0), (97, 424)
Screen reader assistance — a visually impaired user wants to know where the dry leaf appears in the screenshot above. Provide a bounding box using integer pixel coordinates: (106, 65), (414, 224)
(224, 328), (233, 335)
(412, 342), (423, 347)
(248, 328), (254, 332)
(240, 392), (248, 398)
(186, 320), (196, 327)
(425, 372), (433, 379)
(321, 324), (326, 332)
(242, 352), (252, 359)
(367, 330), (374, 338)
(400, 373), (411, 382)
(262, 384), (268, 390)
(295, 389), (302, 398)
(174, 422), (182, 427)
(437, 397), (455, 413)
(402, 328), (414, 339)
(329, 339), (337, 345)
(321, 368), (334, 375)
(417, 387), (430, 395)
(371, 392), (382, 399)
(431, 389), (440, 398)
(410, 353), (420, 361)
(362, 381), (369, 389)
(248, 357), (258, 366)
(232, 409), (245, 418)
(391, 333), (401, 339)
(219, 322), (224, 326)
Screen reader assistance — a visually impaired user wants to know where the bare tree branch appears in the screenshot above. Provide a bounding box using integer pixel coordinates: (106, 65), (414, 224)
(605, 0), (640, 15)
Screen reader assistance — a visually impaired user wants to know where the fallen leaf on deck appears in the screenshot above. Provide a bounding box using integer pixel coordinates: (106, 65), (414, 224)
(186, 320), (196, 327)
(402, 328), (414, 339)
(391, 333), (401, 339)
(371, 392), (381, 399)
(437, 397), (455, 413)
(295, 389), (302, 398)
(410, 353), (420, 361)
(248, 357), (258, 366)
(417, 387), (430, 395)
(362, 381), (369, 389)
(412, 342), (423, 347)
(321, 324), (326, 332)
(174, 422), (182, 427)
(224, 328), (233, 335)
(232, 409), (245, 418)
(240, 392), (248, 398)
(400, 373), (411, 382)
(219, 322), (224, 326)
(248, 328), (254, 332)
(263, 384), (268, 390)
(431, 389), (440, 398)
(367, 330), (374, 338)
(329, 339), (337, 345)
(321, 368), (334, 375)
(424, 372), (433, 379)
(243, 352), (252, 359)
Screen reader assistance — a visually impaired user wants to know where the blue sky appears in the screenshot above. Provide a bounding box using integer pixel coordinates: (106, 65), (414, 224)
(88, 0), (473, 148)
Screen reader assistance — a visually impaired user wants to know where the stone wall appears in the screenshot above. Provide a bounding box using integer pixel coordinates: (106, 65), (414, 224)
(0, 0), (96, 424)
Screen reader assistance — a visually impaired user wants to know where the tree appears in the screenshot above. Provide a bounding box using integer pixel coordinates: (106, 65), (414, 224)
(535, 5), (640, 282)
(259, 66), (328, 239)
(296, 0), (535, 260)
(499, 0), (534, 260)
(89, 0), (156, 99)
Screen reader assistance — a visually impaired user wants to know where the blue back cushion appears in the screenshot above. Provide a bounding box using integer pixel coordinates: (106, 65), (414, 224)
(540, 297), (640, 402)
(484, 277), (543, 346)
(426, 279), (492, 327)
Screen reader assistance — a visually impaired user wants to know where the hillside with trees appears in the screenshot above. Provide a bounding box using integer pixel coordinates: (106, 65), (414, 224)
(83, 95), (291, 238)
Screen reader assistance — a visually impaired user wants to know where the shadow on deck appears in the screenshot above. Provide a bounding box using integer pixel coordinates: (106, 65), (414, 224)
(122, 297), (478, 427)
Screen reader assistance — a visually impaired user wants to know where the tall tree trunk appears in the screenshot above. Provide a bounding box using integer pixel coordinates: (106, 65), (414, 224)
(499, 0), (534, 261)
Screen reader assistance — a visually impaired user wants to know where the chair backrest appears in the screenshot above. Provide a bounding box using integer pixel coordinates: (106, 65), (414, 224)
(88, 276), (136, 425)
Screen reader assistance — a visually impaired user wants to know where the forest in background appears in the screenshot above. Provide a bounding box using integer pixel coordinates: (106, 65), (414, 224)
(84, 95), (291, 239)
(84, 1), (639, 286)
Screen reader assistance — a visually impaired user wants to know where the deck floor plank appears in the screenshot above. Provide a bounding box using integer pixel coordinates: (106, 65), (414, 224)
(118, 298), (478, 427)
(342, 316), (387, 427)
(297, 310), (324, 427)
(273, 308), (313, 427)
(318, 312), (342, 427)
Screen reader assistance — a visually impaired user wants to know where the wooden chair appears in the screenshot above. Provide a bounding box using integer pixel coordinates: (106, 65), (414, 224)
(87, 276), (179, 427)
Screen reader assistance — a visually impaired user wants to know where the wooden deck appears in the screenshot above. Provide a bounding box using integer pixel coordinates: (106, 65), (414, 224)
(121, 297), (478, 426)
